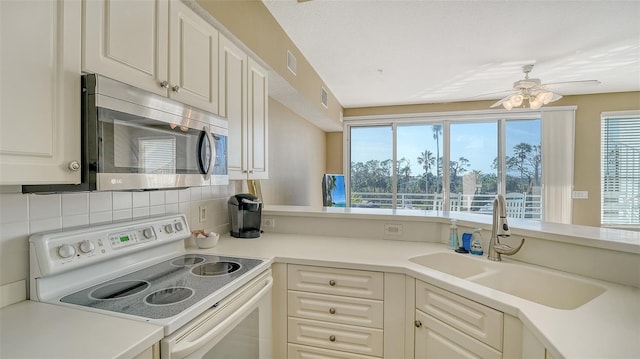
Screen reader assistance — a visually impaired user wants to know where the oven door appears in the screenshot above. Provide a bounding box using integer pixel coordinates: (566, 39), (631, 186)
(161, 270), (272, 359)
(96, 106), (217, 190)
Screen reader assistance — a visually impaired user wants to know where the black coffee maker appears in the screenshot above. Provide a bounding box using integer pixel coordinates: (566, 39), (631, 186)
(227, 193), (262, 238)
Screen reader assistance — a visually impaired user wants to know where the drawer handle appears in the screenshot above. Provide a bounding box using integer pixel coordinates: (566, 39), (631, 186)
(329, 335), (336, 342)
(329, 307), (336, 314)
(329, 280), (336, 286)
(415, 320), (422, 328)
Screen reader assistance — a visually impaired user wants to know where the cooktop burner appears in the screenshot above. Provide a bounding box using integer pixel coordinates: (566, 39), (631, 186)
(60, 254), (263, 319)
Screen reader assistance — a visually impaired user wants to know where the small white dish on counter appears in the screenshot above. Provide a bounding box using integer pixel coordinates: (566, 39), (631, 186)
(195, 232), (220, 249)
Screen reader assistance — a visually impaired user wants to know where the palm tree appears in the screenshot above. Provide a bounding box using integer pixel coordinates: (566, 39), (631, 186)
(417, 150), (435, 192)
(432, 124), (443, 192)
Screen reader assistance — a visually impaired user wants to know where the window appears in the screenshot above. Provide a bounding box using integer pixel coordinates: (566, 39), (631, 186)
(601, 111), (640, 228)
(349, 126), (392, 208)
(346, 110), (554, 220)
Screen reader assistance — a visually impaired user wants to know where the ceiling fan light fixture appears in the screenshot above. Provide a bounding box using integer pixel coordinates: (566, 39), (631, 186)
(529, 96), (543, 110)
(509, 94), (524, 107)
(538, 91), (554, 104)
(502, 100), (514, 110)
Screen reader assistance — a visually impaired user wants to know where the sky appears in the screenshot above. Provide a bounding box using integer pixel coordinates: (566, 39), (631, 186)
(351, 119), (541, 176)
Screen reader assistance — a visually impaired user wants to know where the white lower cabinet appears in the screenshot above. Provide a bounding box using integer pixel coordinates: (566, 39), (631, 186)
(286, 265), (386, 359)
(414, 280), (504, 359)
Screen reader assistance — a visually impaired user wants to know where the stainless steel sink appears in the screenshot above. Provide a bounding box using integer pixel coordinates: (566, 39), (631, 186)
(409, 253), (606, 309)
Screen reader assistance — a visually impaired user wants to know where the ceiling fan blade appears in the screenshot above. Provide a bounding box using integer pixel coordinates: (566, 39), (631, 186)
(541, 80), (601, 89)
(467, 89), (517, 101)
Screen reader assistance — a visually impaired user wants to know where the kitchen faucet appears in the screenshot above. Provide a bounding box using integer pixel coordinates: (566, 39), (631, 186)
(488, 194), (525, 261)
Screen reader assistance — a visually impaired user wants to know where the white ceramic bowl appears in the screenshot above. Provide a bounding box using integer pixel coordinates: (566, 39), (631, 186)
(195, 232), (219, 249)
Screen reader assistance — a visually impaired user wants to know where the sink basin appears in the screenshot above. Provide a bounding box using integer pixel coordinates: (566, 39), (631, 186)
(470, 266), (606, 310)
(409, 252), (606, 309)
(409, 253), (487, 279)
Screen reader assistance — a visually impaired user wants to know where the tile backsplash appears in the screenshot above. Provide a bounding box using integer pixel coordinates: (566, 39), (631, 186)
(0, 184), (238, 289)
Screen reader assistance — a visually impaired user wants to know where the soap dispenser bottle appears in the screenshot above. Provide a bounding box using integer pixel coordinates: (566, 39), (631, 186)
(448, 220), (459, 250)
(470, 228), (484, 255)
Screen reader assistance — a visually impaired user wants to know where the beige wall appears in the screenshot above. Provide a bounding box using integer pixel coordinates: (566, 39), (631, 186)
(260, 98), (326, 207)
(196, 0), (343, 128)
(325, 132), (343, 174)
(342, 91), (640, 227)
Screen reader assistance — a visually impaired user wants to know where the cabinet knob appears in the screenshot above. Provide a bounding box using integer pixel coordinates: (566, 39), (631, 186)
(160, 81), (169, 89)
(329, 280), (336, 286)
(415, 320), (422, 328)
(329, 307), (336, 314)
(172, 85), (180, 93)
(329, 335), (336, 342)
(68, 161), (81, 172)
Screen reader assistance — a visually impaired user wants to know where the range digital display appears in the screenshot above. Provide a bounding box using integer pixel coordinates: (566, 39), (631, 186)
(119, 235), (130, 243)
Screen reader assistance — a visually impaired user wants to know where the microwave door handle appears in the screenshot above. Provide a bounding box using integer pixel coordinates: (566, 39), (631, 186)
(202, 127), (214, 181)
(170, 277), (273, 358)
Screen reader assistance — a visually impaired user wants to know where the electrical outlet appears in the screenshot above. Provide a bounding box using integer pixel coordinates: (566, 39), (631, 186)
(384, 223), (403, 236)
(262, 218), (275, 228)
(198, 205), (207, 222)
(572, 191), (589, 199)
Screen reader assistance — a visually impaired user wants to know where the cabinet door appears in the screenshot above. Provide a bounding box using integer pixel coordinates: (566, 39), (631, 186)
(168, 1), (218, 113)
(219, 35), (248, 180)
(247, 57), (268, 179)
(415, 310), (501, 359)
(0, 0), (81, 185)
(83, 0), (168, 96)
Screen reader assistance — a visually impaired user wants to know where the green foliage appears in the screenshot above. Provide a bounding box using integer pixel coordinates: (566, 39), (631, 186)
(351, 142), (541, 196)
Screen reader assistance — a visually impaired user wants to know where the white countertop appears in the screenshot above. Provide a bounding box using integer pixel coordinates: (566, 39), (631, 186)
(0, 301), (163, 359)
(264, 205), (640, 254)
(193, 232), (640, 359)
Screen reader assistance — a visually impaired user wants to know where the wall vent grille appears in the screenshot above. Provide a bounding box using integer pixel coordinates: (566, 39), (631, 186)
(321, 87), (328, 108)
(287, 50), (297, 75)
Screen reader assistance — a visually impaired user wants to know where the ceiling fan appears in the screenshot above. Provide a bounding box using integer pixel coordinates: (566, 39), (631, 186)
(490, 64), (600, 110)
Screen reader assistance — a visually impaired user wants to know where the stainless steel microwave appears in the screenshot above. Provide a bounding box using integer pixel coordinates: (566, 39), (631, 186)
(23, 74), (228, 193)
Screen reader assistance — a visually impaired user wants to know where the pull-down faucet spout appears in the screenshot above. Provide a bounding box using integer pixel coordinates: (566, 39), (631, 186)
(488, 194), (525, 261)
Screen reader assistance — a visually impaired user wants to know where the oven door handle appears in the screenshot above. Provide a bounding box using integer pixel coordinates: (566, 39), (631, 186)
(171, 276), (273, 358)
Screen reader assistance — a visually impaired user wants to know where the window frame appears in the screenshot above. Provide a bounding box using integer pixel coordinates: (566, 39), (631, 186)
(344, 107), (576, 221)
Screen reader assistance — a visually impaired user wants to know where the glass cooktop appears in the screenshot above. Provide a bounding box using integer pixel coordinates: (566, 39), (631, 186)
(60, 254), (263, 319)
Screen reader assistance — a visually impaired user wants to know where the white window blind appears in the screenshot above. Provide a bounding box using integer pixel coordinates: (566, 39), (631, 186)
(601, 111), (640, 227)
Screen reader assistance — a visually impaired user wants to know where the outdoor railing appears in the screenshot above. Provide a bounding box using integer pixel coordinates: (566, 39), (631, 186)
(351, 192), (542, 220)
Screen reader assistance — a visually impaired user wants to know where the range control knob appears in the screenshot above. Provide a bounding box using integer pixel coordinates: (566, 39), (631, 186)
(143, 228), (154, 239)
(174, 222), (184, 232)
(58, 244), (76, 259)
(79, 240), (95, 254)
(164, 224), (174, 234)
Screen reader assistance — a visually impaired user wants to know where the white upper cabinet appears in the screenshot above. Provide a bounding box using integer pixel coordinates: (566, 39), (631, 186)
(0, 0), (82, 185)
(83, 0), (219, 113)
(220, 35), (269, 180)
(168, 1), (219, 113)
(247, 57), (269, 180)
(82, 0), (168, 96)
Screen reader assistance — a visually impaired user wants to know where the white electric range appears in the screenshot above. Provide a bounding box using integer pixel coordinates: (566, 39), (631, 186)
(29, 214), (273, 358)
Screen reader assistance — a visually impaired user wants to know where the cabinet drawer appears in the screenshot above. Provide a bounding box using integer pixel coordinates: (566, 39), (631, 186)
(288, 343), (379, 359)
(416, 280), (503, 350)
(288, 265), (384, 300)
(288, 290), (383, 328)
(288, 317), (384, 357)
(415, 310), (502, 359)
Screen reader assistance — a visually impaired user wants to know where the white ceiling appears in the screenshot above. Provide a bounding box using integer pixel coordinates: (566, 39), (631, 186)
(262, 0), (640, 108)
